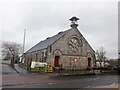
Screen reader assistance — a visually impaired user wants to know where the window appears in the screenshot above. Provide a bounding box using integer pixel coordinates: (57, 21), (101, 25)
(68, 37), (80, 53)
(50, 45), (52, 53)
(39, 52), (41, 62)
(41, 51), (47, 62)
(36, 53), (38, 62)
(42, 52), (44, 62)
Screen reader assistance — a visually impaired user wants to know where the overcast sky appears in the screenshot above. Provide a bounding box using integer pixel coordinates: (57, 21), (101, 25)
(0, 0), (119, 59)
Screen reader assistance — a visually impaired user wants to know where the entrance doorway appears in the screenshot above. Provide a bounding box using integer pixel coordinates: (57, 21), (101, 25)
(88, 58), (91, 67)
(54, 56), (59, 67)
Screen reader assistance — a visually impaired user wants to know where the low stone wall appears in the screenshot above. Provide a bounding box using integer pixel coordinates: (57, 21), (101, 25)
(59, 69), (96, 76)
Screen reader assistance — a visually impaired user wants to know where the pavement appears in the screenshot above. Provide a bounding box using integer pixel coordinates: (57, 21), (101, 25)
(14, 64), (28, 74)
(93, 83), (119, 88)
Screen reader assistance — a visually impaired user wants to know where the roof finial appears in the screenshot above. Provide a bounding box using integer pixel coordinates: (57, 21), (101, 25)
(69, 16), (79, 28)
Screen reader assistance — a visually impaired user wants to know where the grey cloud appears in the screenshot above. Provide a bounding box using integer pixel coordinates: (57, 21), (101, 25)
(1, 1), (118, 59)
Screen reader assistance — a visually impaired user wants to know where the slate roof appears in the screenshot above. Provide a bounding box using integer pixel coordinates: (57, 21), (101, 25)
(26, 29), (70, 53)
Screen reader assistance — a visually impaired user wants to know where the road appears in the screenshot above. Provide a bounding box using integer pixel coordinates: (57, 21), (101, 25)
(3, 74), (119, 88)
(2, 64), (17, 74)
(1, 62), (119, 89)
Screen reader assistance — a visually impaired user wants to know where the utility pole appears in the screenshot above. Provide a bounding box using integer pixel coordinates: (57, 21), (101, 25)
(23, 29), (26, 54)
(22, 29), (26, 64)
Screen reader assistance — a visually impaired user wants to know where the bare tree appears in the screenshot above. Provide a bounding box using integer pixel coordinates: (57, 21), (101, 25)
(2, 41), (22, 67)
(96, 47), (107, 68)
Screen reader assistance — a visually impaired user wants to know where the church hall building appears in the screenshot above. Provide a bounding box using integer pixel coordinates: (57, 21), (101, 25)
(24, 16), (95, 71)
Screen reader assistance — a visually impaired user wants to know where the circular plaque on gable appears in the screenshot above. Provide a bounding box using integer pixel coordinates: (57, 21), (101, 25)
(68, 37), (80, 53)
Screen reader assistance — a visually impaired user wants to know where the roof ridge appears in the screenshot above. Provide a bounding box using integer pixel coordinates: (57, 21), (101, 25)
(26, 29), (70, 53)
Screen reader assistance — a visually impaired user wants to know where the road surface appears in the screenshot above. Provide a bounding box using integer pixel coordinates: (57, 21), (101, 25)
(3, 74), (119, 88)
(1, 62), (119, 89)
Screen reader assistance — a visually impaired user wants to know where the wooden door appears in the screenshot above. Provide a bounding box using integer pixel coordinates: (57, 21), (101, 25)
(88, 58), (91, 67)
(54, 56), (59, 67)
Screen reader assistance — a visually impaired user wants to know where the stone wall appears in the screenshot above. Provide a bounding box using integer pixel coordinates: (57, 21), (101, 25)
(49, 28), (95, 69)
(24, 28), (95, 70)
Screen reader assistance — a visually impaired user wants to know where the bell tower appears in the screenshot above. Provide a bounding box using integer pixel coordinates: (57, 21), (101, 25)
(69, 16), (79, 28)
